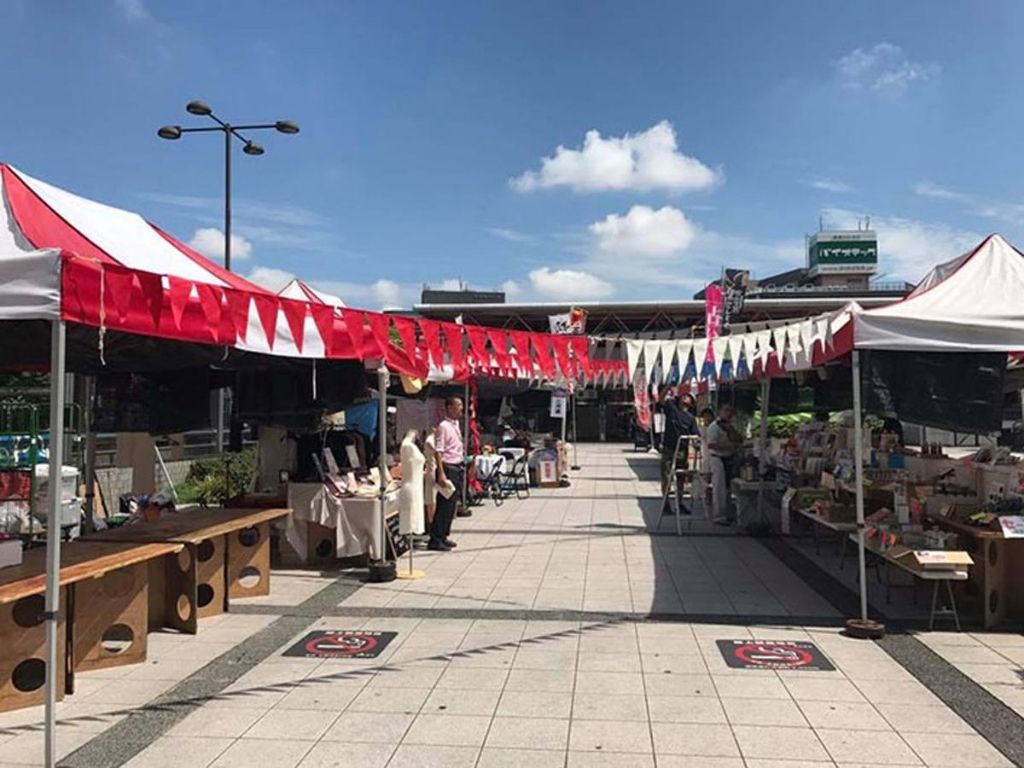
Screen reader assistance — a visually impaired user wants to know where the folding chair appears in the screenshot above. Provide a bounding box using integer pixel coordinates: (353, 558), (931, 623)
(498, 455), (530, 500)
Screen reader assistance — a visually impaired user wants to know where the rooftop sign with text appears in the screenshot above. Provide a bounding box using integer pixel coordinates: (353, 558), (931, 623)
(808, 230), (878, 277)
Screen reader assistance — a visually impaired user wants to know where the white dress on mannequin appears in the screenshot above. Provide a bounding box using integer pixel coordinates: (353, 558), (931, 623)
(398, 432), (426, 535)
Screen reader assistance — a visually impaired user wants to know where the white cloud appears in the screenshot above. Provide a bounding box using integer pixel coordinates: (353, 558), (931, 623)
(487, 227), (535, 244)
(144, 193), (337, 253)
(529, 267), (614, 300)
(114, 0), (149, 21)
(246, 266), (295, 292)
(434, 278), (466, 291)
(805, 178), (853, 193)
(590, 205), (697, 256)
(188, 228), (253, 261)
(511, 121), (720, 194)
(501, 280), (521, 298)
(310, 278), (414, 311)
(835, 43), (939, 95)
(913, 181), (966, 201)
(823, 207), (982, 283)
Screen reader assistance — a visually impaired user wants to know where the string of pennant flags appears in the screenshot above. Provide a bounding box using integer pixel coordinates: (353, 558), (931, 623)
(594, 305), (853, 386)
(59, 254), (630, 388)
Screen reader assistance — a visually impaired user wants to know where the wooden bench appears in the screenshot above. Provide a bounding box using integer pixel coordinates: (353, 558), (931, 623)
(86, 508), (290, 634)
(0, 539), (181, 712)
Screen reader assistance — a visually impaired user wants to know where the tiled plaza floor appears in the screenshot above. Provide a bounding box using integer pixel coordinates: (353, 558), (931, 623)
(0, 445), (1019, 767)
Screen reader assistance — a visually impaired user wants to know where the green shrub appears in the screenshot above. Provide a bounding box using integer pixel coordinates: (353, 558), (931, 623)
(183, 448), (256, 506)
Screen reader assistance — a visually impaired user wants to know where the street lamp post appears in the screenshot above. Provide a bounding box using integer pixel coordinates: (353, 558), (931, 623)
(158, 102), (299, 449)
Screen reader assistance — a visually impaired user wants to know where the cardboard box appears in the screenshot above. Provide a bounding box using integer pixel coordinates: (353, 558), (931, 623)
(912, 550), (974, 569)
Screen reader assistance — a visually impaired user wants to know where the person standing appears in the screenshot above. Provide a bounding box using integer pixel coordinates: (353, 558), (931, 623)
(705, 404), (742, 525)
(660, 391), (700, 514)
(430, 396), (465, 551)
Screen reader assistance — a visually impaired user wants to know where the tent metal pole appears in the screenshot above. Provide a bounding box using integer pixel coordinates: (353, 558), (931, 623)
(377, 365), (389, 563)
(462, 382), (470, 508)
(852, 350), (868, 622)
(44, 319), (66, 768)
(756, 377), (771, 521)
(82, 375), (97, 535)
(570, 392), (580, 470)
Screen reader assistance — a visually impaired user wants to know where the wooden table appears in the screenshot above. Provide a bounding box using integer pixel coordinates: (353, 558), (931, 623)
(87, 508), (290, 634)
(923, 511), (1024, 629)
(857, 534), (970, 630)
(0, 539), (182, 712)
(794, 507), (858, 563)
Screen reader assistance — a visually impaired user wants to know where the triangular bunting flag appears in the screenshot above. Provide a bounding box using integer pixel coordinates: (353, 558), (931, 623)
(712, 337), (730, 378)
(532, 335), (557, 379)
(658, 340), (676, 383)
(342, 309), (367, 357)
(691, 338), (710, 380)
(135, 271), (164, 331)
(419, 319), (444, 368)
(167, 276), (193, 332)
(252, 294), (279, 350)
(642, 340), (661, 374)
(225, 290), (251, 342)
(625, 340), (643, 379)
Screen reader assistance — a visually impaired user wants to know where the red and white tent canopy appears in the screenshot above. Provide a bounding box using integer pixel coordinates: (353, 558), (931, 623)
(854, 234), (1024, 352)
(278, 278), (345, 307)
(0, 164), (597, 382)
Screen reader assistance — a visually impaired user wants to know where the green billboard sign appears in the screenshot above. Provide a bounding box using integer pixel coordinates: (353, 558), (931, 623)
(809, 240), (878, 269)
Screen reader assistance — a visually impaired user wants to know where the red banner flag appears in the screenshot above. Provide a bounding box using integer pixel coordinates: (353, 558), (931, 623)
(550, 334), (574, 379)
(569, 336), (592, 378)
(441, 322), (467, 377)
(486, 329), (512, 374)
(419, 319), (444, 368)
(465, 326), (490, 370)
(531, 334), (556, 379)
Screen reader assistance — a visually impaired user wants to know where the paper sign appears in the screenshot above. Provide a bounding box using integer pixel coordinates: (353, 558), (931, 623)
(998, 516), (1024, 539)
(550, 395), (567, 419)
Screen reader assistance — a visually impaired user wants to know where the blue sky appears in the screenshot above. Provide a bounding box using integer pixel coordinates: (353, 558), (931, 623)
(3, 1), (1024, 308)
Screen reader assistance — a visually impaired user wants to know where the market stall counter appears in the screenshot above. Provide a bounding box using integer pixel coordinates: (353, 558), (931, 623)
(286, 483), (398, 564)
(0, 539), (182, 711)
(85, 507), (289, 634)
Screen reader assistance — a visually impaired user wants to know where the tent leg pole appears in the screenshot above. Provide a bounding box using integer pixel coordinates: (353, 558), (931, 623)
(44, 320), (66, 768)
(571, 393), (580, 470)
(377, 366), (389, 563)
(852, 350), (868, 623)
(462, 382), (470, 508)
(757, 377), (770, 523)
(82, 375), (97, 535)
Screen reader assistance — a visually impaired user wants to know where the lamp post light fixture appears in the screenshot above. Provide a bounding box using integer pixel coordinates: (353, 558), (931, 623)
(157, 102), (299, 453)
(157, 101), (299, 271)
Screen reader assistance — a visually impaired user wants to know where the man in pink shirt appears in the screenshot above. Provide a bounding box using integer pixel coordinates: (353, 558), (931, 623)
(430, 396), (465, 551)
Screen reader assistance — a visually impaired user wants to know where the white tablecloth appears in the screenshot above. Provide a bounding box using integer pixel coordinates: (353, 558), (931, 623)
(286, 483), (399, 560)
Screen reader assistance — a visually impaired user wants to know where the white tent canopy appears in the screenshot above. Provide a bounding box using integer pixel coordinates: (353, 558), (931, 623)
(855, 234), (1024, 352)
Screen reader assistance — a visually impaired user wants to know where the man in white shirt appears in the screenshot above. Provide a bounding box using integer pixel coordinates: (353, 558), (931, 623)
(705, 404), (741, 525)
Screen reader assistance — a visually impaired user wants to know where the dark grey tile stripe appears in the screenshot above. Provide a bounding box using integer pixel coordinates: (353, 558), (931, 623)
(762, 534), (1024, 767)
(58, 575), (363, 768)
(231, 601), (846, 628)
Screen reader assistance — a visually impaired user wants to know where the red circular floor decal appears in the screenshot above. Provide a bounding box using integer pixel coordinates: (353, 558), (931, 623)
(285, 630), (398, 659)
(734, 642), (813, 668)
(716, 639), (834, 671)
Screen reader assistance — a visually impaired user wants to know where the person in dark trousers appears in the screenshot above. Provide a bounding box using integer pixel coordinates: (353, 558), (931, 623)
(661, 390), (700, 514)
(430, 396), (465, 551)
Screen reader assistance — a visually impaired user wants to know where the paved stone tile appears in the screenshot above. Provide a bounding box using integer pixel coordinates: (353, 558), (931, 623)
(321, 711), (414, 744)
(731, 725), (829, 762)
(485, 716), (570, 750)
(121, 736), (234, 768)
(721, 697), (808, 727)
(712, 675), (791, 700)
(209, 738), (313, 768)
(245, 708), (338, 741)
(422, 687), (501, 716)
(497, 690), (573, 718)
(816, 728), (923, 765)
(167, 707), (266, 738)
(650, 722), (738, 757)
(899, 732), (1015, 767)
(402, 713), (491, 747)
(797, 700), (892, 731)
(570, 719), (654, 753)
(478, 748), (568, 768)
(567, 752), (656, 767)
(296, 742), (394, 768)
(873, 702), (975, 734)
(647, 694), (727, 724)
(385, 744), (480, 768)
